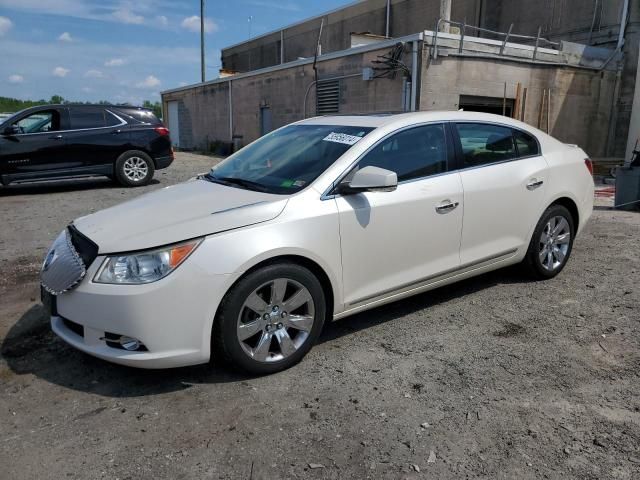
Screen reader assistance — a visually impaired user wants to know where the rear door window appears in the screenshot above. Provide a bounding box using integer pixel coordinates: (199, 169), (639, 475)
(357, 124), (448, 182)
(69, 108), (106, 129)
(456, 123), (517, 168)
(514, 129), (540, 157)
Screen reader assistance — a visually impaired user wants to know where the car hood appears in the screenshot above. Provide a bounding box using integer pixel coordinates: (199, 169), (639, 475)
(73, 179), (289, 253)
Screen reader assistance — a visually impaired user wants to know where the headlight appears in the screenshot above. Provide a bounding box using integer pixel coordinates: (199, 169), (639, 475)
(94, 239), (201, 285)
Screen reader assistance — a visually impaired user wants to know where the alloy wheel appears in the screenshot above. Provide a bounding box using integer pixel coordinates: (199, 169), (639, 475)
(123, 157), (149, 182)
(539, 215), (571, 271)
(236, 278), (315, 363)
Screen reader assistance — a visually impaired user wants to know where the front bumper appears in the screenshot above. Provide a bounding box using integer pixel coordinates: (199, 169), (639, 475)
(50, 247), (231, 369)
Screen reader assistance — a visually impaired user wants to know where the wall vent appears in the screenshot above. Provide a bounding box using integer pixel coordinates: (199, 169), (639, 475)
(316, 79), (341, 115)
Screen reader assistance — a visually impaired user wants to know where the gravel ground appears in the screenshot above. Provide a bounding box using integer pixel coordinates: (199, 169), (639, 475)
(0, 153), (639, 479)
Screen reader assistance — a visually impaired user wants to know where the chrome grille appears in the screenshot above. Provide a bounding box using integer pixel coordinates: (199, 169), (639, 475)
(40, 229), (87, 295)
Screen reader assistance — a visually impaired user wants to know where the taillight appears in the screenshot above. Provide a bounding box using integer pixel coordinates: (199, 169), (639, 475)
(584, 158), (594, 176)
(154, 126), (170, 136)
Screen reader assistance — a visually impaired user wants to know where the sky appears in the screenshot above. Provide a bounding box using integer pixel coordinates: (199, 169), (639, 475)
(0, 0), (353, 105)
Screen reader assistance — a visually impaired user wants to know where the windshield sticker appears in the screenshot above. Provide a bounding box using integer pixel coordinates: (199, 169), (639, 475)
(323, 132), (363, 146)
(293, 180), (306, 187)
(280, 179), (295, 187)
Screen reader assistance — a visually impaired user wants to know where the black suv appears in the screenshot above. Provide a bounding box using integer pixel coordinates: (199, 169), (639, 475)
(0, 104), (173, 187)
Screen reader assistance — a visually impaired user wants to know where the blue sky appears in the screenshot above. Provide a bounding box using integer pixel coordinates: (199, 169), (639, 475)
(0, 0), (353, 105)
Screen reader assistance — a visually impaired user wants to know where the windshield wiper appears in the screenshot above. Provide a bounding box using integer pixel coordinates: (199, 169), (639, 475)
(206, 174), (269, 193)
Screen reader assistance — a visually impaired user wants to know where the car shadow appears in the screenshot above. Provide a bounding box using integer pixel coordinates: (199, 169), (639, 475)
(0, 178), (160, 195)
(1, 266), (529, 398)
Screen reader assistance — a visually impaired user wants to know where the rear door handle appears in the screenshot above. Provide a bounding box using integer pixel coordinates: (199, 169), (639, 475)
(436, 200), (460, 214)
(527, 179), (544, 190)
(49, 134), (63, 140)
(111, 129), (122, 135)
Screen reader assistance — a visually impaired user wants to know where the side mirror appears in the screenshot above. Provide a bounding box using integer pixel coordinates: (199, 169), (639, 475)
(338, 166), (398, 195)
(2, 125), (21, 136)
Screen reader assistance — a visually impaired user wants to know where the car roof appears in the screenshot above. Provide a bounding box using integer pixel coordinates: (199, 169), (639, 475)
(298, 111), (541, 131)
(17, 104), (152, 111)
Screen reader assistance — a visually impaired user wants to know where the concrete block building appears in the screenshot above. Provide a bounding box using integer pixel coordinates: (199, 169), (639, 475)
(161, 0), (640, 162)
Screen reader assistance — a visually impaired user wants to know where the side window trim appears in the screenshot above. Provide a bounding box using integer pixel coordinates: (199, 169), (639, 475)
(8, 107), (126, 135)
(452, 121), (542, 172)
(324, 121), (453, 199)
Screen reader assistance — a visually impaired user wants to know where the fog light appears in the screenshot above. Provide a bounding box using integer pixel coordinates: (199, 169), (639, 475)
(119, 336), (141, 351)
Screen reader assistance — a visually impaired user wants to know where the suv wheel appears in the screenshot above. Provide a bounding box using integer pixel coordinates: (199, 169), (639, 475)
(213, 263), (326, 374)
(523, 204), (575, 279)
(115, 151), (155, 187)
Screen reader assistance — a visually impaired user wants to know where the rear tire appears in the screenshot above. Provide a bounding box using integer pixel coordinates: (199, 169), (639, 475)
(212, 263), (326, 374)
(115, 150), (154, 187)
(522, 204), (575, 280)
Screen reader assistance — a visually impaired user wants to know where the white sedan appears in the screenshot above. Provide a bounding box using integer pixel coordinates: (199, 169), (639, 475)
(40, 112), (594, 373)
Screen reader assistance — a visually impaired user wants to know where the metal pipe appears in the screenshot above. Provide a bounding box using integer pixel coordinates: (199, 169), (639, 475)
(439, 0), (451, 33)
(500, 24), (513, 55)
(589, 0), (599, 45)
(617, 0), (629, 51)
(411, 40), (419, 111)
(385, 0), (391, 38)
(533, 26), (541, 61)
(200, 0), (205, 83)
(228, 80), (233, 141)
(280, 30), (284, 64)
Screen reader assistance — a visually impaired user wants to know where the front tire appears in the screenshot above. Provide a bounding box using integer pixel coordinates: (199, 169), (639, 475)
(523, 204), (575, 279)
(213, 263), (326, 374)
(115, 150), (155, 187)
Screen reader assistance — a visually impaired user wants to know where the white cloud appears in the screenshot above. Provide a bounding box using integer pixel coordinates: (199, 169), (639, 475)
(82, 86), (93, 93)
(156, 15), (168, 27)
(84, 69), (104, 78)
(112, 8), (144, 25)
(52, 66), (70, 77)
(104, 58), (125, 67)
(0, 16), (12, 36)
(181, 15), (217, 34)
(136, 75), (160, 89)
(58, 31), (72, 42)
(8, 74), (23, 83)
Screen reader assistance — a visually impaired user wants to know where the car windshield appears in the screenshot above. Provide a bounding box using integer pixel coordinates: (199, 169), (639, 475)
(207, 124), (374, 194)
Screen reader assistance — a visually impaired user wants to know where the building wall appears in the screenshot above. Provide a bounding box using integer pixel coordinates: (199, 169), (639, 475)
(164, 45), (411, 150)
(220, 0), (638, 157)
(221, 0), (478, 73)
(420, 51), (618, 157)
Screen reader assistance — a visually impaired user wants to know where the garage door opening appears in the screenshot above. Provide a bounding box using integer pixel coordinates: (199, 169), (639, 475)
(459, 95), (514, 117)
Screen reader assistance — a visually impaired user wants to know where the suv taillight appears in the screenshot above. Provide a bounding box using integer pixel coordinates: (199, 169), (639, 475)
(154, 127), (170, 136)
(585, 158), (594, 176)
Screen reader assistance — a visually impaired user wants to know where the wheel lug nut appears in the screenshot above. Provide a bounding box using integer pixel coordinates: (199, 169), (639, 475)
(281, 312), (287, 318)
(277, 323), (284, 329)
(263, 314), (270, 320)
(272, 305), (279, 312)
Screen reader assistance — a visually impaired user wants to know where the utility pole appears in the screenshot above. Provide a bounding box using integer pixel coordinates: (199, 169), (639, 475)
(200, 0), (205, 83)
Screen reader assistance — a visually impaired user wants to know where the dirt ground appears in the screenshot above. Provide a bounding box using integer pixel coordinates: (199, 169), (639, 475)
(0, 153), (639, 480)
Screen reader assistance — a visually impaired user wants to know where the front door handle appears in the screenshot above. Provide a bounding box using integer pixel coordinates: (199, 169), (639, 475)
(49, 134), (63, 140)
(436, 200), (460, 214)
(111, 129), (122, 135)
(527, 179), (544, 190)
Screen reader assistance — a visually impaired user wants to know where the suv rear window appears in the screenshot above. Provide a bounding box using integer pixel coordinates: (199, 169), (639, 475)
(69, 107), (106, 129)
(114, 108), (159, 124)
